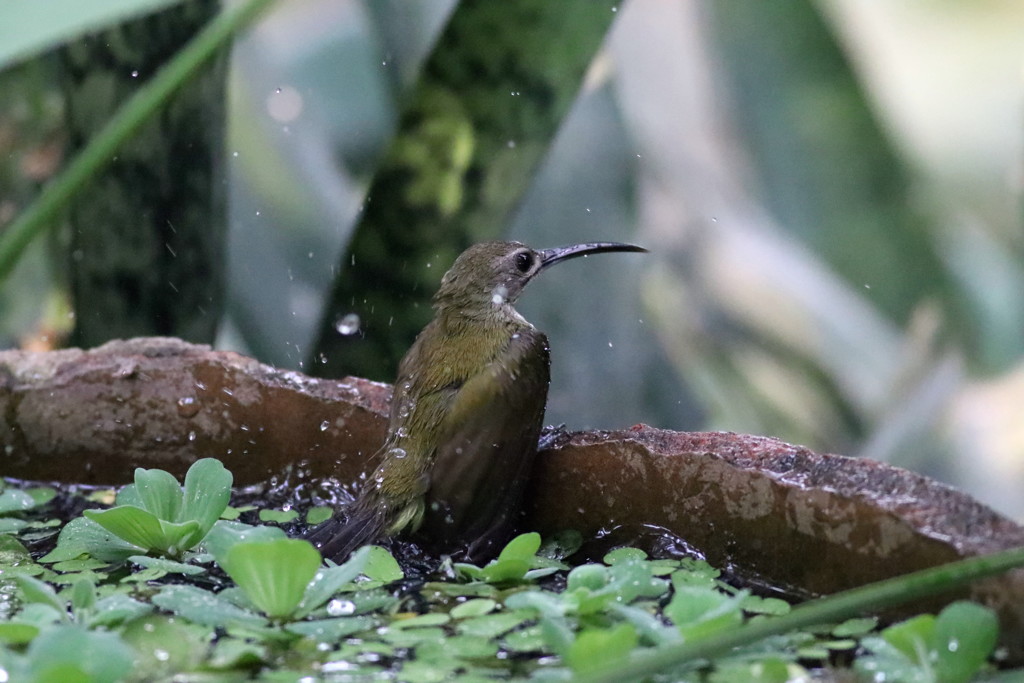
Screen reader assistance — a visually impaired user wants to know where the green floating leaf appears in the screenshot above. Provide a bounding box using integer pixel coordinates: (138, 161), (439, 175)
(134, 466), (183, 522)
(221, 539), (321, 620)
(285, 616), (375, 641)
(665, 586), (744, 641)
(0, 622), (39, 645)
(203, 520), (286, 566)
(741, 595), (791, 616)
(120, 615), (209, 679)
(88, 593), (153, 628)
(14, 575), (67, 618)
(306, 506), (333, 525)
(84, 505), (167, 553)
(392, 612), (451, 629)
(0, 488), (38, 514)
(880, 613), (934, 663)
(708, 657), (796, 683)
(832, 616), (879, 637)
(475, 533), (542, 584)
(180, 458), (233, 539)
(0, 534), (33, 564)
(933, 601), (998, 683)
(567, 564), (608, 592)
(129, 555), (205, 575)
(498, 532), (541, 563)
(456, 612), (532, 639)
(259, 509), (299, 524)
(538, 529), (583, 561)
(152, 584), (266, 629)
(70, 578), (96, 615)
(603, 546), (648, 565)
(450, 598), (497, 619)
(363, 545), (404, 583)
(0, 518), (29, 534)
(295, 545), (370, 618)
(26, 487), (57, 507)
(25, 625), (135, 683)
(504, 590), (566, 619)
(566, 623), (639, 674)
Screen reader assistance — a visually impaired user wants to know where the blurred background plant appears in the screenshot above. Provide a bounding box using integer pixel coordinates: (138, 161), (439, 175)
(1, 0), (1022, 517)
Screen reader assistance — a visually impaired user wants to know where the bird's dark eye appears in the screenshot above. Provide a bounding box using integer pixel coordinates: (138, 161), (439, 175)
(514, 251), (534, 273)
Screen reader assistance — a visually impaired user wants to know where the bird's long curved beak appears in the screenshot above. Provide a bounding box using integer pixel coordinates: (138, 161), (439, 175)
(538, 242), (647, 271)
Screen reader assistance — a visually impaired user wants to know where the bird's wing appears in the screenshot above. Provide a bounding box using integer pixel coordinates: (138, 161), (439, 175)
(420, 328), (550, 558)
(306, 499), (388, 563)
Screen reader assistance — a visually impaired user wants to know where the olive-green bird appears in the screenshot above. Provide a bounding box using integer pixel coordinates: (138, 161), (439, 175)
(309, 240), (646, 561)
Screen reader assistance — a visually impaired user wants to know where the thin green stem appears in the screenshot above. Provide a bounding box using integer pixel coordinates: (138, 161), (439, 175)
(0, 0), (277, 282)
(574, 545), (1024, 683)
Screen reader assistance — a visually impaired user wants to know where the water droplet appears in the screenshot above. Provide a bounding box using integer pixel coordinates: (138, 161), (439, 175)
(327, 599), (356, 616)
(608, 341), (614, 348)
(153, 649), (169, 661)
(319, 420), (330, 432)
(948, 639), (959, 652)
(130, 70), (139, 78)
(491, 285), (508, 305)
(335, 313), (361, 335)
(187, 430), (196, 442)
(389, 447), (408, 459)
(176, 396), (200, 418)
(507, 140), (516, 148)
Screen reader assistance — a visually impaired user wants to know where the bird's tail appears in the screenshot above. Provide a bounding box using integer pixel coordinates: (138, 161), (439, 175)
(306, 500), (388, 563)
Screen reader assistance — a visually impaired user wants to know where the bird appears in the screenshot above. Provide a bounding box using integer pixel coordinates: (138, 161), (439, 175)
(308, 240), (646, 562)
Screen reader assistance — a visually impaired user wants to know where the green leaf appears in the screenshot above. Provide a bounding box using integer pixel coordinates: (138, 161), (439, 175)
(40, 517), (142, 563)
(480, 557), (530, 584)
(0, 0), (186, 69)
(152, 584), (267, 629)
(295, 546), (371, 618)
(221, 539), (321, 620)
(285, 616), (375, 641)
(0, 622), (39, 645)
(134, 467), (183, 521)
(497, 532), (541, 563)
(84, 505), (168, 552)
(202, 520), (286, 565)
(603, 547), (647, 564)
(566, 564), (609, 592)
(664, 586), (744, 640)
(259, 509), (299, 523)
(114, 484), (143, 508)
(129, 555), (205, 575)
(538, 529), (583, 561)
(456, 612), (532, 639)
(881, 613), (935, 663)
(25, 625), (135, 683)
(180, 458), (233, 539)
(363, 545), (404, 582)
(566, 623), (639, 674)
(450, 598), (497, 619)
(933, 601), (998, 683)
(741, 595), (791, 616)
(15, 575), (67, 618)
(157, 518), (203, 554)
(88, 593), (153, 628)
(831, 616), (879, 637)
(305, 506), (333, 525)
(69, 578), (96, 614)
(0, 488), (38, 514)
